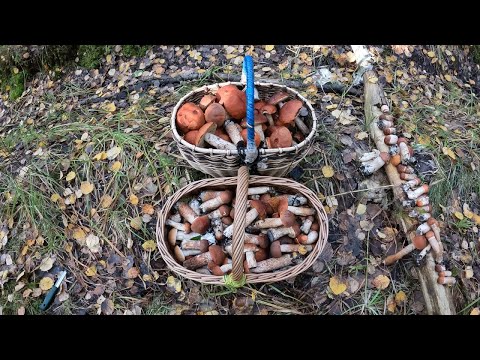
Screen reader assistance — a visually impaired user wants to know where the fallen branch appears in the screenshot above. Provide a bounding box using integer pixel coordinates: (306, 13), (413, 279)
(364, 70), (456, 315)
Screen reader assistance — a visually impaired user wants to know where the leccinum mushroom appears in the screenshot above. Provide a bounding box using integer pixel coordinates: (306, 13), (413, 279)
(195, 122), (236, 150)
(377, 119), (394, 130)
(181, 239), (210, 252)
(176, 102), (205, 133)
(402, 178), (422, 191)
(199, 94), (216, 111)
(224, 119), (243, 145)
(224, 243), (259, 269)
(425, 231), (442, 262)
(416, 222), (431, 235)
(416, 196), (429, 207)
(278, 99), (309, 135)
(286, 206), (315, 216)
(223, 200), (266, 238)
(360, 152), (390, 175)
(406, 185), (429, 200)
(199, 190), (233, 213)
(397, 164), (415, 174)
(250, 254), (293, 273)
(251, 210), (296, 229)
(216, 85), (246, 120)
(270, 242), (313, 257)
(384, 135), (399, 145)
(383, 127), (397, 135)
(165, 219), (191, 233)
(189, 198), (201, 216)
(207, 205), (231, 219)
(358, 149), (380, 162)
(296, 230), (319, 245)
(204, 103), (227, 127)
(183, 245), (226, 270)
(169, 213), (182, 223)
(267, 224), (301, 242)
(168, 228), (203, 247)
(383, 235), (427, 265)
(300, 215), (314, 234)
(211, 217), (224, 242)
(261, 104), (277, 127)
(173, 245), (202, 263)
(248, 187), (275, 195)
(244, 233), (269, 249)
(427, 218), (443, 253)
(437, 276), (456, 285)
(177, 202), (210, 234)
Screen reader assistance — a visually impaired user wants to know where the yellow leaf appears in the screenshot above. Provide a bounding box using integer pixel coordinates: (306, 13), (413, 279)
(322, 165), (335, 178)
(93, 151), (108, 161)
(166, 275), (182, 293)
(387, 296), (396, 313)
(39, 257), (55, 272)
(129, 194), (139, 205)
(265, 45), (274, 51)
(106, 54), (112, 63)
(130, 216), (142, 230)
(395, 290), (407, 305)
(417, 135), (430, 146)
(73, 228), (86, 241)
(142, 240), (157, 252)
(85, 265), (97, 277)
(13, 67), (19, 74)
(104, 102), (116, 112)
(463, 207), (474, 220)
(442, 147), (456, 160)
(110, 161), (122, 172)
(368, 76), (378, 84)
(329, 276), (347, 295)
(65, 171), (76, 182)
(454, 211), (464, 220)
(372, 274), (390, 290)
(470, 307), (480, 315)
(385, 70), (393, 84)
(80, 181), (94, 195)
(39, 277), (54, 291)
(26, 118), (34, 125)
(50, 193), (61, 202)
(100, 195), (114, 208)
(298, 245), (308, 255)
(472, 213), (480, 225)
(427, 51), (435, 58)
(356, 203), (367, 215)
(142, 204), (155, 215)
(444, 74), (452, 82)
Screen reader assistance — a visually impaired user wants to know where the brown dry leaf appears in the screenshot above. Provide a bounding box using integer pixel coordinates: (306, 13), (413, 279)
(100, 195), (114, 208)
(130, 217), (142, 230)
(372, 274), (390, 290)
(322, 166), (335, 178)
(65, 171), (76, 182)
(127, 267), (140, 279)
(39, 277), (54, 291)
(470, 307), (480, 315)
(85, 265), (97, 277)
(142, 240), (157, 252)
(395, 291), (407, 305)
(80, 181), (95, 195)
(142, 204), (155, 215)
(104, 102), (116, 112)
(329, 276), (347, 295)
(86, 234), (101, 253)
(129, 194), (139, 205)
(73, 228), (86, 242)
(93, 151), (108, 161)
(442, 147), (456, 160)
(101, 299), (115, 315)
(110, 161), (122, 172)
(39, 257), (55, 272)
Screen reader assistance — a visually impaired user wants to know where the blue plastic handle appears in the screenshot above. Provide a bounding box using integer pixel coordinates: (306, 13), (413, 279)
(243, 55), (257, 161)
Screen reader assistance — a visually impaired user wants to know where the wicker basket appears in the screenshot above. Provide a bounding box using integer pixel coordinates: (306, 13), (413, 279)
(156, 166), (328, 285)
(171, 82), (318, 177)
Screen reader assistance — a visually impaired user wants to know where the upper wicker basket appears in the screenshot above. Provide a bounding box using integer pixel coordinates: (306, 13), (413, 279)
(171, 81), (318, 177)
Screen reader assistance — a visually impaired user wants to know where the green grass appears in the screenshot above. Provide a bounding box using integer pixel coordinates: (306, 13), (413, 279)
(122, 45), (151, 58)
(77, 45), (112, 69)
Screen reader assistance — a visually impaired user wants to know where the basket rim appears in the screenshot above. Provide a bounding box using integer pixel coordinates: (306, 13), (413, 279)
(170, 81), (318, 156)
(156, 174), (329, 285)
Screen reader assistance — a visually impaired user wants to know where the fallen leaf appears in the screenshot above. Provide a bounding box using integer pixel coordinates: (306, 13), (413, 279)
(110, 161), (122, 172)
(50, 193), (61, 202)
(427, 51), (435, 58)
(93, 151), (108, 161)
(444, 74), (452, 82)
(106, 146), (121, 160)
(73, 228), (86, 242)
(395, 291), (407, 305)
(17, 307), (25, 315)
(85, 265), (97, 277)
(265, 45), (274, 51)
(129, 194), (139, 205)
(101, 299), (115, 315)
(127, 267), (140, 279)
(372, 274), (390, 290)
(130, 217), (142, 230)
(142, 240), (157, 252)
(80, 181), (94, 195)
(100, 195), (114, 208)
(86, 234), (101, 253)
(322, 165), (335, 178)
(454, 211), (464, 220)
(356, 131), (369, 140)
(329, 276), (347, 295)
(39, 277), (54, 291)
(442, 147), (456, 160)
(142, 204), (155, 215)
(65, 171), (76, 182)
(356, 203), (366, 215)
(104, 102), (116, 112)
(166, 275), (182, 293)
(368, 76), (378, 84)
(39, 257), (55, 272)
(470, 307), (480, 315)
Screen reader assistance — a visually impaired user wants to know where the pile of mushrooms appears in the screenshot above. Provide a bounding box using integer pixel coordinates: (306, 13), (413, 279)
(359, 105), (454, 286)
(176, 85), (311, 150)
(166, 186), (319, 275)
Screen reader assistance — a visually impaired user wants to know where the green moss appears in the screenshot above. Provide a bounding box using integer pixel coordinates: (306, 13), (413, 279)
(8, 71), (24, 99)
(471, 45), (480, 65)
(77, 45), (112, 69)
(122, 45), (150, 58)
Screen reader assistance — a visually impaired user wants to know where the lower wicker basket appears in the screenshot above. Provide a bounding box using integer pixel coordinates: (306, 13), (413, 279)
(156, 166), (328, 285)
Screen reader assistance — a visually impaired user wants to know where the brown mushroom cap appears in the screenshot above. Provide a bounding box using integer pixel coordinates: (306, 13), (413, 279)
(269, 126), (292, 148)
(397, 137), (409, 144)
(207, 261), (224, 276)
(216, 205), (231, 217)
(278, 99), (303, 126)
(241, 128), (261, 147)
(255, 247), (268, 261)
(173, 245), (185, 262)
(280, 210), (296, 227)
(184, 130), (199, 145)
(265, 125), (280, 137)
(199, 94), (216, 111)
(310, 222), (319, 232)
(191, 215), (210, 234)
(255, 234), (269, 249)
(254, 100), (267, 112)
(390, 154), (401, 166)
(209, 245), (226, 265)
(222, 216), (233, 225)
(380, 152), (391, 163)
(194, 122), (217, 147)
(262, 104), (277, 116)
(168, 228), (178, 247)
(205, 103), (227, 127)
(425, 231), (435, 239)
(291, 224), (301, 237)
(412, 235), (427, 250)
(216, 85), (246, 120)
(214, 128), (231, 142)
(197, 239), (210, 253)
(278, 236), (294, 244)
(176, 102), (205, 134)
(219, 190), (233, 204)
(270, 241), (282, 258)
(240, 110), (269, 128)
(250, 199), (267, 220)
(268, 91), (290, 105)
(427, 218), (438, 227)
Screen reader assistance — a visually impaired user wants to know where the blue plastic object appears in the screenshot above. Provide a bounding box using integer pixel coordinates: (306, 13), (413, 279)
(242, 55), (258, 164)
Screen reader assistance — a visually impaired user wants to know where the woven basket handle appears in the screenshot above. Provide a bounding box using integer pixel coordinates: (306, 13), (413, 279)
(230, 165), (250, 281)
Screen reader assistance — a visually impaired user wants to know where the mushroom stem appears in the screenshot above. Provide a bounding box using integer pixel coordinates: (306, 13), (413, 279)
(416, 196), (429, 207)
(296, 231), (319, 245)
(425, 231), (442, 262)
(399, 142), (411, 164)
(416, 223), (431, 235)
(402, 178), (422, 191)
(281, 244), (313, 253)
(250, 255), (293, 273)
(173, 246), (202, 262)
(183, 245), (226, 270)
(248, 186), (275, 195)
(437, 276), (456, 285)
(383, 243), (415, 265)
(252, 217), (284, 229)
(211, 218), (224, 242)
(181, 239), (209, 252)
(294, 116), (309, 135)
(165, 219), (191, 233)
(207, 205), (231, 219)
(264, 113), (275, 127)
(198, 190), (224, 202)
(254, 124), (265, 142)
(300, 216), (314, 234)
(244, 233), (269, 248)
(177, 202), (210, 234)
(267, 224), (300, 242)
(406, 185), (429, 200)
(169, 213), (182, 223)
(245, 251), (257, 268)
(204, 132), (236, 150)
(224, 119), (243, 145)
(199, 190), (233, 213)
(172, 229), (203, 242)
(417, 244), (432, 260)
(188, 198), (202, 216)
(359, 155), (387, 175)
(358, 150), (380, 162)
(223, 207), (262, 238)
(287, 206), (315, 216)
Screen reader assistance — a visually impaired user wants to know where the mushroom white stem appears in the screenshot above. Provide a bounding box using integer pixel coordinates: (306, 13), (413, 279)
(224, 119), (243, 145)
(223, 207), (259, 238)
(402, 178), (422, 191)
(280, 244), (313, 253)
(416, 196), (429, 206)
(383, 243), (415, 265)
(204, 132), (236, 150)
(265, 113), (275, 127)
(248, 186), (275, 195)
(377, 120), (394, 130)
(297, 231), (318, 245)
(300, 216), (314, 234)
(294, 116), (309, 135)
(211, 218), (224, 242)
(207, 205), (230, 219)
(244, 233), (268, 248)
(267, 226), (298, 241)
(407, 185), (429, 200)
(169, 213), (182, 223)
(417, 244), (432, 260)
(188, 199), (201, 216)
(174, 245), (202, 262)
(399, 142), (411, 164)
(250, 254), (293, 273)
(287, 206), (315, 216)
(254, 124), (265, 141)
(360, 155), (386, 175)
(224, 243), (258, 256)
(175, 231), (203, 241)
(418, 213), (431, 222)
(166, 219), (191, 233)
(199, 191), (232, 213)
(245, 251), (257, 268)
(425, 232), (442, 262)
(181, 239), (209, 252)
(416, 223), (431, 235)
(437, 276), (456, 285)
(220, 263), (232, 273)
(196, 267), (211, 275)
(287, 195), (308, 206)
(359, 149), (380, 162)
(252, 217), (284, 229)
